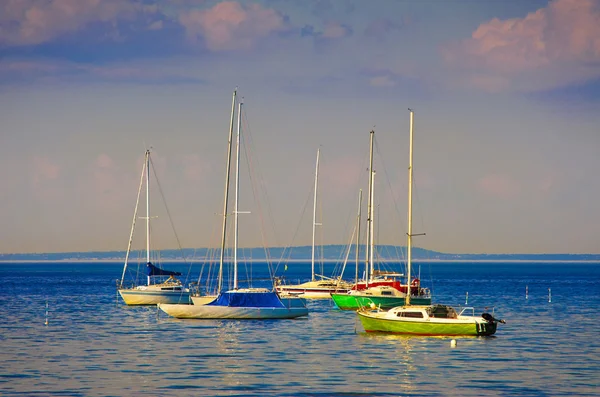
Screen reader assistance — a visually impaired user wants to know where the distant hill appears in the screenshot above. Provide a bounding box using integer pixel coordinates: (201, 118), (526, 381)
(1, 245), (599, 262)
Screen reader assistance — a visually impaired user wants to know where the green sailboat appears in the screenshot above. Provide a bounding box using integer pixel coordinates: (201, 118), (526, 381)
(357, 109), (504, 336)
(331, 130), (431, 311)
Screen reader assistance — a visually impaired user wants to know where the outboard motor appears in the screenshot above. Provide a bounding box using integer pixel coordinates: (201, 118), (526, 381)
(482, 312), (506, 324)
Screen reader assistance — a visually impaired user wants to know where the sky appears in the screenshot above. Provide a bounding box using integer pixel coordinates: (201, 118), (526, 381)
(1, 0), (599, 255)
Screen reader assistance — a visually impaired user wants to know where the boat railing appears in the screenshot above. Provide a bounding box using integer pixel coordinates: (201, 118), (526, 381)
(458, 306), (497, 317)
(458, 307), (475, 316)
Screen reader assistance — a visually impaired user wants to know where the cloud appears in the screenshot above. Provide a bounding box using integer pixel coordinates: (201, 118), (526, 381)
(0, 0), (160, 47)
(179, 1), (286, 51)
(181, 154), (210, 183)
(322, 21), (352, 39)
(477, 173), (520, 199)
(32, 155), (60, 186)
(30, 155), (63, 200)
(443, 0), (600, 92)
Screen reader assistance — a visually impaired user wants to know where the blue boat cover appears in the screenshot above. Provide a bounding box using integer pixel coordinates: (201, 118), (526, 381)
(208, 291), (285, 308)
(146, 262), (181, 277)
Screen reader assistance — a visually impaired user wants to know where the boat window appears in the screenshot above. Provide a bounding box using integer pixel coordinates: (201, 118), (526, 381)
(381, 291), (392, 296)
(397, 311), (423, 318)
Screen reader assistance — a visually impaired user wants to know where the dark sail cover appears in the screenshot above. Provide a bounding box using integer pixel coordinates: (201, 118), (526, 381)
(208, 291), (285, 308)
(146, 262), (181, 277)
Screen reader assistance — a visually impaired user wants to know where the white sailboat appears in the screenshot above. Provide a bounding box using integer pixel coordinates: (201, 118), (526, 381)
(276, 148), (352, 298)
(118, 149), (191, 306)
(357, 109), (504, 336)
(189, 88), (239, 306)
(159, 91), (308, 319)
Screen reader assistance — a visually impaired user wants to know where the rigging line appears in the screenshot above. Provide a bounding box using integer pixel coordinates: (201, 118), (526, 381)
(240, 106), (276, 280)
(275, 176), (313, 275)
(372, 136), (408, 260)
(241, 105), (281, 254)
(149, 155), (188, 261)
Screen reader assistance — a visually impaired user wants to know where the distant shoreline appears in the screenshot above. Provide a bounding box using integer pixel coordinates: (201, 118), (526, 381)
(1, 259), (600, 264)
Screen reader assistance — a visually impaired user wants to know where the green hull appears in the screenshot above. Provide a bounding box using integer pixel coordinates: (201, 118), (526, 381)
(331, 293), (431, 311)
(357, 311), (497, 336)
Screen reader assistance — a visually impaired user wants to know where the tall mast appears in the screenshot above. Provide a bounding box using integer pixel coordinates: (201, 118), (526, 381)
(355, 189), (362, 284)
(405, 109), (414, 306)
(366, 130), (374, 285)
(121, 152), (146, 287)
(369, 170), (376, 284)
(145, 149), (151, 286)
(311, 148), (320, 282)
(218, 89), (237, 294)
(233, 100), (243, 290)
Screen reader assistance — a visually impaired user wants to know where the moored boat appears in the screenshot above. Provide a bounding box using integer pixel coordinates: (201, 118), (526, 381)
(117, 149), (190, 306)
(357, 109), (504, 336)
(159, 90), (307, 320)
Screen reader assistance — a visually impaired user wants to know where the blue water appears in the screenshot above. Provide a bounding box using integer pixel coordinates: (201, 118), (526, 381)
(1, 261), (599, 396)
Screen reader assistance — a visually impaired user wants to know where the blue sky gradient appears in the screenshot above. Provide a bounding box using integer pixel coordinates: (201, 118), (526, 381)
(1, 0), (599, 254)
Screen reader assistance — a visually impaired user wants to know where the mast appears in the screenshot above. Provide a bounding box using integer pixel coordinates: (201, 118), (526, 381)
(405, 109), (414, 306)
(218, 89), (237, 294)
(311, 148), (320, 282)
(366, 130), (375, 285)
(369, 170), (376, 284)
(355, 189), (362, 284)
(120, 152), (146, 287)
(233, 100), (243, 290)
(145, 149), (151, 286)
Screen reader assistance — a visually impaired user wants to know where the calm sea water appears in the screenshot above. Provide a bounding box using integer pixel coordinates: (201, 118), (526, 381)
(1, 261), (599, 397)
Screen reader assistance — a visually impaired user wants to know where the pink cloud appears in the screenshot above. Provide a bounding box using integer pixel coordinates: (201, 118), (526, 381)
(477, 173), (520, 199)
(443, 0), (600, 91)
(31, 155), (60, 186)
(179, 1), (285, 51)
(181, 154), (210, 183)
(96, 153), (114, 169)
(0, 0), (156, 46)
(322, 21), (352, 39)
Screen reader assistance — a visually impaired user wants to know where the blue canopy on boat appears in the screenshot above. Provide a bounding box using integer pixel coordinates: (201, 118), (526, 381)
(208, 290), (285, 308)
(146, 262), (181, 277)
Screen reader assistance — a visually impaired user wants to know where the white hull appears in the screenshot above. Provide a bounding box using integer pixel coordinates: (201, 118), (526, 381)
(276, 280), (350, 299)
(119, 288), (190, 306)
(277, 288), (343, 299)
(158, 300), (308, 319)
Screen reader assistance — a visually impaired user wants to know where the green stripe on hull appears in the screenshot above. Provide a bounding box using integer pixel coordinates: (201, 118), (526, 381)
(358, 313), (497, 336)
(331, 293), (431, 311)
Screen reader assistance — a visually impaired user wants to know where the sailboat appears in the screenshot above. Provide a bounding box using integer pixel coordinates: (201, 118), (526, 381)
(118, 149), (191, 306)
(275, 148), (352, 299)
(158, 91), (308, 319)
(331, 130), (431, 310)
(357, 109), (504, 336)
(188, 88), (239, 307)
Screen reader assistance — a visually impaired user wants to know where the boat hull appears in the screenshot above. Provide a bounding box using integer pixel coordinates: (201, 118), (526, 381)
(277, 287), (348, 299)
(159, 290), (308, 319)
(331, 293), (431, 310)
(276, 281), (349, 299)
(118, 289), (191, 306)
(357, 310), (497, 336)
(158, 301), (308, 319)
